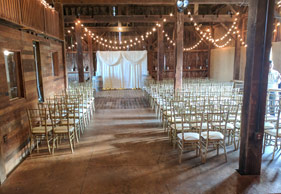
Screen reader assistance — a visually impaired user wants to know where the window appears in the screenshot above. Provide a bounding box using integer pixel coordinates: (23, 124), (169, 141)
(33, 41), (44, 102)
(113, 6), (116, 16)
(51, 52), (59, 76)
(4, 50), (24, 99)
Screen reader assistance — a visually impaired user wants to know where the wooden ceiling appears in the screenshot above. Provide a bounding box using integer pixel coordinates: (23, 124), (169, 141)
(50, 0), (249, 5)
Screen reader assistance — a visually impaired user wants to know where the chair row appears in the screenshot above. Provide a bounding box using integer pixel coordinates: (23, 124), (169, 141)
(27, 84), (95, 154)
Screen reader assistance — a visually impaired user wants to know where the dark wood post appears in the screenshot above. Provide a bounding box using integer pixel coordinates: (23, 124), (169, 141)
(88, 35), (94, 80)
(157, 21), (164, 81)
(75, 22), (84, 83)
(238, 0), (275, 175)
(233, 31), (241, 80)
(174, 12), (184, 90)
(207, 26), (213, 78)
(54, 1), (68, 88)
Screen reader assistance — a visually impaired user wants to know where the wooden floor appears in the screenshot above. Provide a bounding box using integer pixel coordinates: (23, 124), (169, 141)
(95, 90), (149, 109)
(0, 91), (281, 194)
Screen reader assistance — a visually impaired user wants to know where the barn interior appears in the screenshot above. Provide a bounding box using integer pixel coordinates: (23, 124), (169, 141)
(0, 0), (280, 193)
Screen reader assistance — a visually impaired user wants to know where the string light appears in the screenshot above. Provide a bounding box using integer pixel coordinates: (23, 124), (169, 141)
(184, 39), (203, 51)
(40, 0), (55, 11)
(66, 10), (261, 51)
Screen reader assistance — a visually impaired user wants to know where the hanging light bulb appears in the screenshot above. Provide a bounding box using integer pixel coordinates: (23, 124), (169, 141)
(177, 0), (189, 12)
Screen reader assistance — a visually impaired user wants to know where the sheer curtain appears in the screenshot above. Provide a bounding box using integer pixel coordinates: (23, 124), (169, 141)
(96, 51), (148, 89)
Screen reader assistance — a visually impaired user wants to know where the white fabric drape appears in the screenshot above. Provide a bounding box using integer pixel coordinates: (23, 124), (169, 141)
(96, 51), (148, 89)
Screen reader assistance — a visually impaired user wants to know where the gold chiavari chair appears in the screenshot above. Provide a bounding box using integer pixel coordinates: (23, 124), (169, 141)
(27, 108), (53, 154)
(263, 107), (281, 160)
(177, 112), (203, 164)
(200, 112), (227, 163)
(50, 102), (75, 154)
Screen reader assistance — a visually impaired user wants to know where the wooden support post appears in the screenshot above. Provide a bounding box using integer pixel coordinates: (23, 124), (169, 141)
(54, 1), (68, 88)
(233, 34), (241, 80)
(238, 0), (275, 175)
(75, 23), (85, 83)
(207, 26), (213, 78)
(147, 37), (154, 77)
(157, 21), (164, 81)
(88, 36), (94, 80)
(194, 4), (199, 15)
(174, 12), (184, 90)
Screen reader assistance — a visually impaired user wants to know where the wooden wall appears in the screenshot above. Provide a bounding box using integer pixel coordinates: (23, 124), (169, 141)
(0, 24), (65, 180)
(0, 0), (60, 39)
(0, 0), (21, 24)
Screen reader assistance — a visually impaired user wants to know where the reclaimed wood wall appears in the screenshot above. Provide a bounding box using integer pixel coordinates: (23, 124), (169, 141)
(0, 0), (60, 39)
(0, 24), (65, 177)
(0, 0), (21, 24)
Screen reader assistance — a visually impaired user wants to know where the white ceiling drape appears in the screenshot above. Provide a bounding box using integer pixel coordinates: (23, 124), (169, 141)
(96, 51), (148, 89)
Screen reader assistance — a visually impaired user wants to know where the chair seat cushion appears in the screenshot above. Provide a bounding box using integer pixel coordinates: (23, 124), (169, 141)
(171, 123), (189, 130)
(61, 119), (80, 125)
(163, 111), (171, 116)
(54, 126), (74, 133)
(236, 122), (240, 128)
(264, 122), (275, 129)
(265, 129), (281, 137)
(201, 131), (224, 140)
(236, 122), (274, 129)
(42, 119), (59, 126)
(225, 123), (234, 130)
(177, 132), (200, 141)
(168, 117), (181, 123)
(32, 126), (52, 134)
(266, 114), (278, 121)
(229, 115), (241, 121)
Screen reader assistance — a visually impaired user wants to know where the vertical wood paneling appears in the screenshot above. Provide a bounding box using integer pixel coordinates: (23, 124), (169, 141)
(45, 8), (60, 38)
(20, 0), (45, 32)
(0, 24), (65, 177)
(0, 0), (60, 39)
(0, 0), (21, 24)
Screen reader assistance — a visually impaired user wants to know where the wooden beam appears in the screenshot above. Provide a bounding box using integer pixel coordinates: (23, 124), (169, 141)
(64, 15), (172, 23)
(64, 15), (235, 24)
(157, 21), (164, 81)
(194, 4), (199, 15)
(207, 26), (214, 78)
(233, 34), (241, 80)
(220, 23), (236, 40)
(54, 1), (68, 88)
(59, 0), (249, 5)
(233, 19), (241, 80)
(75, 23), (85, 82)
(187, 15), (235, 23)
(88, 35), (94, 80)
(87, 26), (153, 32)
(238, 0), (275, 175)
(175, 12), (184, 90)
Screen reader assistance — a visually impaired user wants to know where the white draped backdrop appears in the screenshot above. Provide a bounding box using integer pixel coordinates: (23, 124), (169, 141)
(96, 51), (148, 89)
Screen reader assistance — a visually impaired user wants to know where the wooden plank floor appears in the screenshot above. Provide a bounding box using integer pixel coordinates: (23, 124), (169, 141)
(0, 91), (280, 194)
(95, 90), (150, 109)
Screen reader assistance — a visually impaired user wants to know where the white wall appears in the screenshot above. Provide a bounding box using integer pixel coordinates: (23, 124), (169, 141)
(239, 47), (247, 81)
(210, 47), (235, 81)
(272, 42), (281, 73)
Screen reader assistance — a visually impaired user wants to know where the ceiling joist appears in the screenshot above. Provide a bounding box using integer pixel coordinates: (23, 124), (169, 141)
(58, 0), (249, 5)
(64, 14), (235, 24)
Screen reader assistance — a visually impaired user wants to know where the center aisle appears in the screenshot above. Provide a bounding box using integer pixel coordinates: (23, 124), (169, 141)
(1, 90), (279, 194)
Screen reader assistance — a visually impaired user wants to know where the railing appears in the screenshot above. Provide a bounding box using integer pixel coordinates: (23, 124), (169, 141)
(45, 8), (60, 38)
(0, 0), (21, 24)
(0, 0), (60, 39)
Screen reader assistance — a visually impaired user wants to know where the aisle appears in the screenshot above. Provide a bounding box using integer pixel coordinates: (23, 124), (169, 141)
(0, 91), (280, 194)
